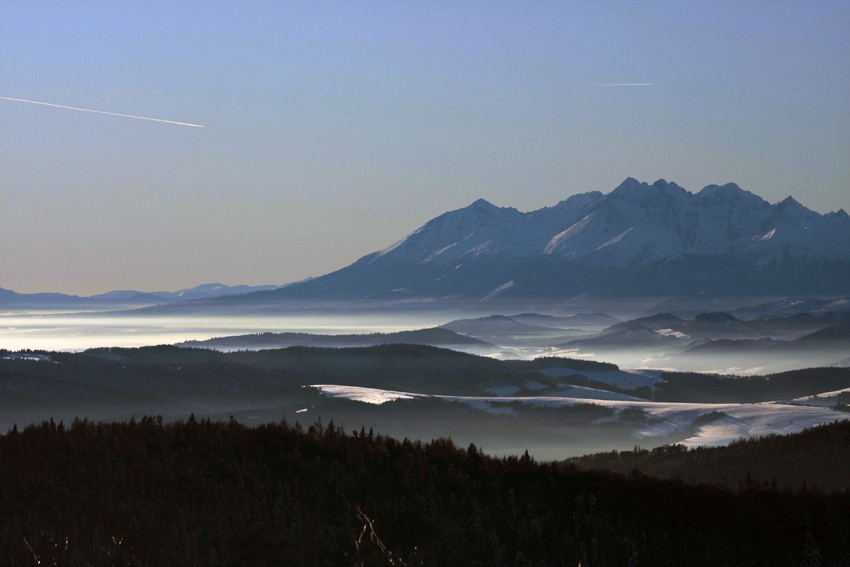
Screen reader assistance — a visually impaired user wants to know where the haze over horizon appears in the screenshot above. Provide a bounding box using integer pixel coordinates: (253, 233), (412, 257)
(2, 1), (848, 296)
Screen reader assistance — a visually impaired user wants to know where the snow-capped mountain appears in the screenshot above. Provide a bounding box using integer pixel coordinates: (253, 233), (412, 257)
(274, 178), (850, 299)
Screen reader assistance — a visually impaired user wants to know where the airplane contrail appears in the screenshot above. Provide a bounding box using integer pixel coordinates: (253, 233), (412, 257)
(579, 83), (653, 87)
(0, 96), (203, 128)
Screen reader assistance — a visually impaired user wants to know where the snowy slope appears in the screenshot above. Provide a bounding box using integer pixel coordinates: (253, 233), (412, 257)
(311, 385), (848, 448)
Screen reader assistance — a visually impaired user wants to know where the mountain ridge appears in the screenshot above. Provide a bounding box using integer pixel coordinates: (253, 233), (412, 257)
(0, 283), (281, 307)
(262, 178), (850, 299)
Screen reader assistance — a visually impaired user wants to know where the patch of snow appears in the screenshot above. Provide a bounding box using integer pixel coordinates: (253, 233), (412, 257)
(656, 329), (689, 339)
(594, 226), (635, 252)
(789, 386), (850, 407)
(477, 281), (515, 302)
(751, 228), (776, 243)
(312, 384), (424, 405)
(462, 240), (492, 258)
(374, 228), (424, 258)
(491, 281), (515, 293)
(425, 241), (460, 261)
(544, 213), (595, 254)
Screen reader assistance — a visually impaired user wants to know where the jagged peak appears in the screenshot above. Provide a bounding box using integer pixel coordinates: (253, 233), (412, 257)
(697, 183), (769, 208)
(427, 198), (518, 223)
(776, 196), (803, 208)
(610, 177), (688, 201)
(698, 182), (744, 196)
(452, 198), (521, 217)
(769, 196), (821, 222)
(651, 178), (687, 193)
(828, 209), (849, 219)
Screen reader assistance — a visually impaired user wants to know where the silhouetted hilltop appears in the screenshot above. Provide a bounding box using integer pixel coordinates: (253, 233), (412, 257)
(572, 419), (850, 493)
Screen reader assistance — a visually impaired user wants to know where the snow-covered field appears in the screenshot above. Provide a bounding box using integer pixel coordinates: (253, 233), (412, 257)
(311, 384), (848, 448)
(789, 387), (850, 407)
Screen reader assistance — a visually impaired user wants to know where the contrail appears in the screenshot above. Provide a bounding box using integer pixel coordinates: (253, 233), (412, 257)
(579, 83), (653, 87)
(0, 96), (203, 128)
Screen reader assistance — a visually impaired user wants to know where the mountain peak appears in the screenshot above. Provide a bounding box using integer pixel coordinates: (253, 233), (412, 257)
(456, 198), (520, 219)
(272, 177), (850, 300)
(698, 182), (744, 196)
(651, 179), (687, 193)
(470, 198), (496, 209)
(777, 196), (804, 209)
(697, 183), (769, 209)
(613, 177), (642, 192)
(610, 177), (688, 204)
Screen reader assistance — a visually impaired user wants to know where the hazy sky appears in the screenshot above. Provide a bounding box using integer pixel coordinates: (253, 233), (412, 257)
(2, 1), (848, 295)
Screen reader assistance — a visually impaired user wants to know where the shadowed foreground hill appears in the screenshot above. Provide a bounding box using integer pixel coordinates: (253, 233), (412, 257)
(571, 419), (850, 493)
(1, 417), (849, 566)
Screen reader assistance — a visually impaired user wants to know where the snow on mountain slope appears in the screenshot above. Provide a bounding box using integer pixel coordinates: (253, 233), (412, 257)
(274, 178), (850, 299)
(370, 199), (525, 265)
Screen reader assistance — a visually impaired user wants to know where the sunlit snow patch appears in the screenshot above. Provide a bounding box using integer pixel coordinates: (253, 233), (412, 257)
(789, 386), (850, 407)
(751, 228), (777, 243)
(595, 227), (635, 251)
(544, 213), (595, 254)
(313, 385), (424, 405)
(478, 281), (515, 302)
(656, 328), (689, 339)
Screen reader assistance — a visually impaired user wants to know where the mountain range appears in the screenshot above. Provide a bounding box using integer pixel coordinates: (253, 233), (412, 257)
(5, 178), (849, 305)
(249, 178), (850, 300)
(0, 283), (280, 307)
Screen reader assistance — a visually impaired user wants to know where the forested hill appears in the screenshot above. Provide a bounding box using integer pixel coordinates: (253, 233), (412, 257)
(1, 416), (849, 566)
(571, 419), (850, 493)
(177, 327), (495, 350)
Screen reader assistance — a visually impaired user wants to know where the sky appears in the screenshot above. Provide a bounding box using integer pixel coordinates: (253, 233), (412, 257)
(1, 1), (848, 295)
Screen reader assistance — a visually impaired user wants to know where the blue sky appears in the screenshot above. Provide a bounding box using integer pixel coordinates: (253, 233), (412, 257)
(1, 1), (848, 294)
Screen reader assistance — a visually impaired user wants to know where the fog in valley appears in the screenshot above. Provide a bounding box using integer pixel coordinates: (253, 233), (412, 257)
(4, 295), (847, 375)
(3, 295), (849, 462)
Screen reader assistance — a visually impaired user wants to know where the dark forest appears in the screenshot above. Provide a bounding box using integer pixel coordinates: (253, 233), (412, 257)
(2, 416), (849, 566)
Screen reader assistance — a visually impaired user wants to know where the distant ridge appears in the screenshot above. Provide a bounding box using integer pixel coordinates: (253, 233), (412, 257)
(0, 283), (281, 307)
(177, 327), (495, 351)
(252, 178), (850, 299)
